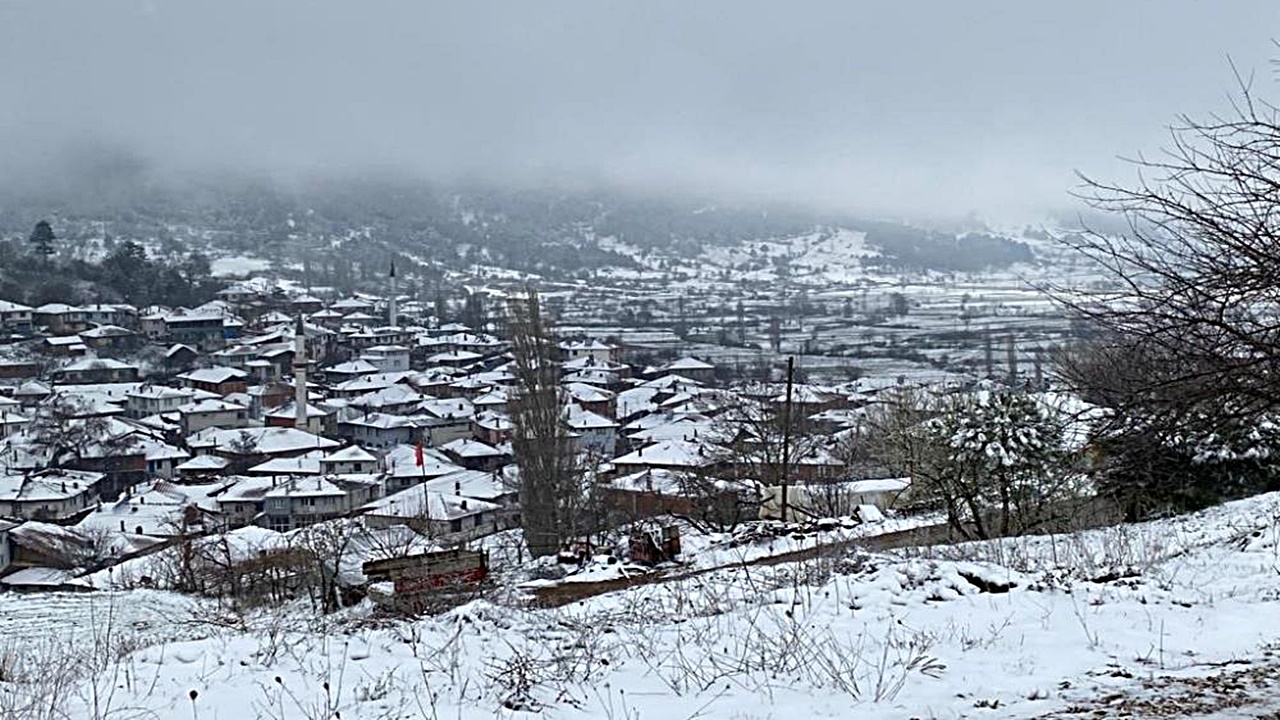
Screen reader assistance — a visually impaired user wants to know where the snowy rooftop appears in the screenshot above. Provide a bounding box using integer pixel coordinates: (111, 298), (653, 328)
(179, 367), (249, 384)
(175, 455), (230, 471)
(188, 426), (340, 455)
(363, 486), (498, 521)
(440, 438), (504, 458)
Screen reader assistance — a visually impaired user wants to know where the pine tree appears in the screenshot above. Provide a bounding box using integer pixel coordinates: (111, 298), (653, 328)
(28, 220), (56, 261)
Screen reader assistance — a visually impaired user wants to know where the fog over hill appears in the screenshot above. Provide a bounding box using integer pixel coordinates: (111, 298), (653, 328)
(2, 1), (1278, 222)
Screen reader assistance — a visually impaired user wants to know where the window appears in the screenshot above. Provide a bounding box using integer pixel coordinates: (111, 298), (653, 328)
(450, 519), (462, 533)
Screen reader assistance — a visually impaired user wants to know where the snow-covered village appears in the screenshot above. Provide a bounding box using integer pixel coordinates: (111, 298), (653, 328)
(5, 2), (1280, 719)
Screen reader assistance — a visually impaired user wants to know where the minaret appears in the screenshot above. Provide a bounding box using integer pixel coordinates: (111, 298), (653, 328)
(293, 315), (308, 429)
(388, 259), (398, 329)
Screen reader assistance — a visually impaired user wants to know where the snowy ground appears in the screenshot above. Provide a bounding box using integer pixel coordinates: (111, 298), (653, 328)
(6, 494), (1280, 719)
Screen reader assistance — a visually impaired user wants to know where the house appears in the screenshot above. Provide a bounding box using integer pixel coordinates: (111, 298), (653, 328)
(425, 468), (518, 507)
(471, 411), (512, 447)
(381, 445), (464, 493)
(164, 344), (199, 373)
(611, 439), (720, 476)
(42, 335), (89, 357)
(125, 385), (200, 419)
(443, 331), (504, 355)
(32, 303), (88, 335)
(76, 480), (219, 537)
(178, 398), (249, 435)
(188, 426), (341, 471)
(561, 355), (631, 380)
(426, 350), (483, 369)
(0, 361), (41, 381)
(175, 454), (231, 479)
(332, 297), (376, 315)
(0, 469), (104, 521)
(178, 367), (250, 396)
(323, 359), (379, 384)
(262, 475), (378, 531)
(471, 389), (508, 413)
(361, 345), (411, 373)
(0, 300), (33, 332)
(290, 295), (324, 314)
(0, 411), (31, 439)
(362, 487), (501, 542)
(444, 376), (494, 400)
(565, 382), (617, 417)
(247, 452), (324, 477)
(212, 475), (278, 527)
(417, 398), (475, 446)
(78, 325), (139, 351)
(54, 358), (140, 384)
(140, 309), (170, 339)
(560, 339), (618, 363)
(319, 445), (379, 475)
(4, 522), (103, 572)
(660, 357), (717, 383)
(137, 437), (191, 479)
(349, 384), (423, 415)
(80, 303), (138, 329)
(338, 412), (421, 450)
(605, 468), (753, 524)
(439, 438), (508, 472)
(166, 313), (228, 350)
(567, 406), (618, 457)
(263, 400), (333, 435)
(12, 381), (52, 407)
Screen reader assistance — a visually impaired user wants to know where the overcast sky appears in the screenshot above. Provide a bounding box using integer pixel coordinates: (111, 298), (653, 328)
(1, 1), (1278, 219)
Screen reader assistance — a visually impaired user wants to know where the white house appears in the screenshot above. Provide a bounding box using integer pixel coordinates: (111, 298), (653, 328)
(360, 345), (411, 373)
(126, 385), (201, 419)
(0, 469), (104, 521)
(567, 406), (619, 457)
(319, 445), (379, 475)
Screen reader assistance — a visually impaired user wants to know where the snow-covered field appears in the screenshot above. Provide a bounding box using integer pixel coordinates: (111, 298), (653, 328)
(6, 494), (1280, 719)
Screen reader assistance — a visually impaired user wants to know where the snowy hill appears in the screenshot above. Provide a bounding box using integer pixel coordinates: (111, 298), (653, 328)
(5, 493), (1280, 718)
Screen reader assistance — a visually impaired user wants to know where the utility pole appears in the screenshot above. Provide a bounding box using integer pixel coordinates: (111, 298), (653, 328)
(780, 355), (795, 523)
(1006, 335), (1017, 387)
(983, 328), (994, 379)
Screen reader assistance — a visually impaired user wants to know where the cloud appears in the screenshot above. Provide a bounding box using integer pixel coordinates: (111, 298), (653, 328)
(1, 0), (1277, 218)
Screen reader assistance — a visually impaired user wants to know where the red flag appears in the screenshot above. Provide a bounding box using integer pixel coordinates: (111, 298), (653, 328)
(414, 443), (424, 467)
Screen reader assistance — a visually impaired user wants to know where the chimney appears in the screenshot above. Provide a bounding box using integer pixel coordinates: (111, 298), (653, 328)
(293, 315), (308, 429)
(461, 499), (468, 510)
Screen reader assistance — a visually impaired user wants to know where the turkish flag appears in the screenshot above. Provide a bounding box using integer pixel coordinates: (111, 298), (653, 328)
(414, 443), (424, 467)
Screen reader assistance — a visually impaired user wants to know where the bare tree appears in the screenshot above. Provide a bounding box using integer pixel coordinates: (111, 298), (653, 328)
(25, 395), (118, 468)
(291, 518), (362, 613)
(1059, 77), (1280, 424)
(1054, 75), (1280, 513)
(507, 288), (589, 557)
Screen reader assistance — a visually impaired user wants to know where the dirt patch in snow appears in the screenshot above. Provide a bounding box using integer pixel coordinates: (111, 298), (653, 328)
(1037, 653), (1280, 719)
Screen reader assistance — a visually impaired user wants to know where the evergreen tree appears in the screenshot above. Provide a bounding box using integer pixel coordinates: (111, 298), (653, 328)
(28, 220), (56, 261)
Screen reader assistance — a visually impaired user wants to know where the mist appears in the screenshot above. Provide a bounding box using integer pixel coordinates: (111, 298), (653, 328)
(1, 0), (1277, 220)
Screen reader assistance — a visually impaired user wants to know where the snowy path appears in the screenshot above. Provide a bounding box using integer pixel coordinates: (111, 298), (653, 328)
(527, 519), (951, 607)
